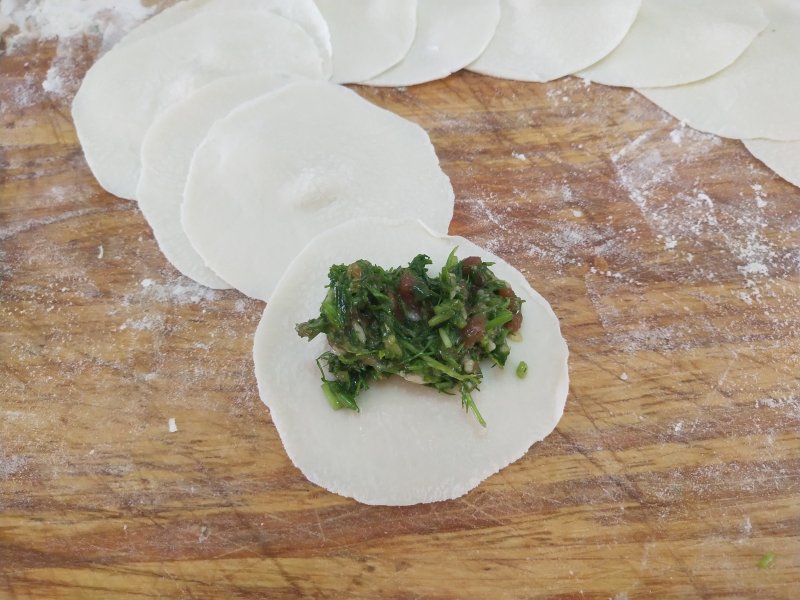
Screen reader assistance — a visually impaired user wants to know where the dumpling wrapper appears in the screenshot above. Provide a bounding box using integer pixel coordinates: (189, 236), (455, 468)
(72, 11), (325, 200)
(253, 218), (570, 506)
(639, 0), (800, 140)
(579, 0), (767, 88)
(182, 81), (454, 301)
(468, 0), (641, 82)
(744, 139), (800, 189)
(314, 0), (417, 84)
(364, 0), (500, 87)
(120, 0), (332, 79)
(137, 73), (298, 289)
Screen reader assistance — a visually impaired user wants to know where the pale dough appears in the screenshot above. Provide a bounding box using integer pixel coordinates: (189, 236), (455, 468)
(182, 81), (454, 301)
(121, 0), (332, 78)
(137, 73), (298, 289)
(579, 0), (767, 88)
(744, 139), (800, 189)
(313, 0), (417, 84)
(468, 0), (641, 82)
(72, 11), (325, 200)
(639, 0), (800, 140)
(365, 0), (500, 87)
(253, 218), (569, 506)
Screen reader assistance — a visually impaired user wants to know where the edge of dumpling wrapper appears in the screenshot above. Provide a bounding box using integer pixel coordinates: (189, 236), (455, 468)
(253, 218), (569, 506)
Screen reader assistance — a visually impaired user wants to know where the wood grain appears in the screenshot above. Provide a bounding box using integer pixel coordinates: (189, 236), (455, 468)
(2, 19), (799, 600)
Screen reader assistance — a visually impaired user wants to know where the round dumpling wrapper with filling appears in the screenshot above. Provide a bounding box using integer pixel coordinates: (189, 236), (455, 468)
(137, 72), (299, 289)
(182, 81), (454, 301)
(72, 11), (325, 200)
(468, 0), (641, 82)
(120, 0), (332, 79)
(253, 218), (570, 506)
(579, 0), (767, 88)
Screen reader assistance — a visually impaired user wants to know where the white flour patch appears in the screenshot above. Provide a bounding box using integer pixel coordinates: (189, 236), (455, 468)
(609, 126), (798, 302)
(9, 73), (38, 107)
(119, 314), (165, 332)
(757, 396), (800, 419)
(459, 179), (645, 284)
(741, 516), (753, 537)
(459, 194), (510, 230)
(1, 0), (155, 103)
(1, 0), (153, 46)
(457, 194), (515, 255)
(0, 452), (28, 478)
(126, 278), (220, 306)
(0, 208), (94, 241)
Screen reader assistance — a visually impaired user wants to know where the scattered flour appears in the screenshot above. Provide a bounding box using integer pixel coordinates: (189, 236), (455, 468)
(119, 314), (165, 332)
(610, 124), (797, 303)
(741, 516), (753, 537)
(0, 452), (28, 478)
(1, 0), (155, 101)
(756, 397), (800, 419)
(129, 278), (220, 305)
(0, 208), (95, 241)
(1, 0), (153, 45)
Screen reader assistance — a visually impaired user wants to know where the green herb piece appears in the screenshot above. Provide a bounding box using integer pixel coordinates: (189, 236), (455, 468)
(516, 361), (528, 379)
(296, 251), (525, 426)
(757, 552), (776, 569)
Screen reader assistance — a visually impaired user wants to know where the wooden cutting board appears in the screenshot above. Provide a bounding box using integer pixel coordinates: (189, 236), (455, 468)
(1, 25), (799, 600)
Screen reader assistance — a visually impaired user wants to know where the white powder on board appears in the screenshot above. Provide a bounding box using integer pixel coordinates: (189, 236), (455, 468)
(1, 0), (155, 101)
(130, 278), (220, 305)
(0, 451), (28, 478)
(1, 0), (153, 44)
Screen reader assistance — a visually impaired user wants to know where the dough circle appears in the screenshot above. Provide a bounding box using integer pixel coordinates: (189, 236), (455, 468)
(314, 0), (417, 84)
(365, 0), (501, 87)
(71, 11), (325, 200)
(744, 139), (800, 189)
(253, 218), (569, 506)
(468, 0), (642, 82)
(137, 73), (298, 289)
(579, 0), (767, 88)
(182, 81), (454, 301)
(639, 0), (800, 140)
(121, 0), (332, 78)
